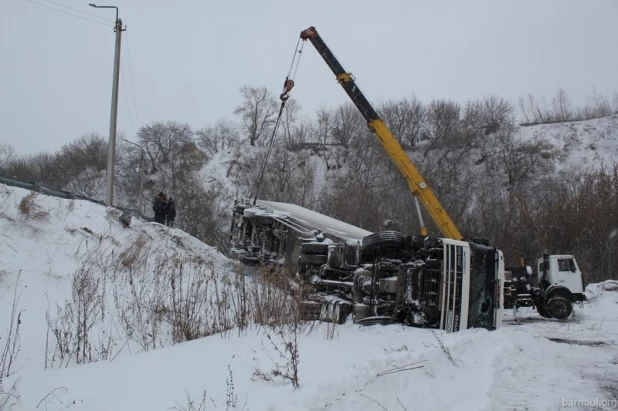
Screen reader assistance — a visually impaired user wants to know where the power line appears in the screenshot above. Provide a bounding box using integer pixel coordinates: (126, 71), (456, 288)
(45, 0), (114, 23)
(125, 32), (139, 128)
(120, 65), (135, 136)
(27, 0), (112, 28)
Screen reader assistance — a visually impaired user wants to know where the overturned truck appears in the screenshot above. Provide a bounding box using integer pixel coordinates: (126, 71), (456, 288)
(230, 200), (504, 332)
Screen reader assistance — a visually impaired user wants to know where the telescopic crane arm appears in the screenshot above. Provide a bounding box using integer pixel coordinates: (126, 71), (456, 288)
(299, 27), (463, 240)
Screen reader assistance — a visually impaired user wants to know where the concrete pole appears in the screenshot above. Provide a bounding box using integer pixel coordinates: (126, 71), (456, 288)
(105, 17), (123, 206)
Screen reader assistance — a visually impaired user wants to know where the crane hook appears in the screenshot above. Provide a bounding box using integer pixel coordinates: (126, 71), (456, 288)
(280, 78), (295, 102)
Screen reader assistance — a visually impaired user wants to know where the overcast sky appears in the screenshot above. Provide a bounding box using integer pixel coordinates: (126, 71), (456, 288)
(2, 0), (617, 155)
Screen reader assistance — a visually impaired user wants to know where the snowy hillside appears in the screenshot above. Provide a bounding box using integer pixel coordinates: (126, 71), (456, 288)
(1, 183), (618, 410)
(518, 114), (618, 172)
(199, 115), (618, 215)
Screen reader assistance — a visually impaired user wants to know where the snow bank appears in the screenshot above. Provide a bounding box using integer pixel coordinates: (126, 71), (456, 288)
(0, 183), (237, 393)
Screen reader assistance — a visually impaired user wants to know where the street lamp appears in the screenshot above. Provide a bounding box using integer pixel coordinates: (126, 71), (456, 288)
(89, 3), (124, 206)
(123, 139), (145, 214)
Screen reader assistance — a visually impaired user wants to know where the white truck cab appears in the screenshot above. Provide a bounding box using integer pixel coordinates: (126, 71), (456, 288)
(531, 254), (586, 319)
(537, 254), (585, 295)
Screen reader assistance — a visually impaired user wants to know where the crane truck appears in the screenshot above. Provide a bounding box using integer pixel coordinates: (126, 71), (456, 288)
(231, 26), (584, 329)
(505, 255), (586, 319)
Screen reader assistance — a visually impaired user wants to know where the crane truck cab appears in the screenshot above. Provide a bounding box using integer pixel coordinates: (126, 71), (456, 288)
(529, 254), (586, 319)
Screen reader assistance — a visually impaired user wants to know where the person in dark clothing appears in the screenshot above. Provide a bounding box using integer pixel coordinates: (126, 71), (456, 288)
(166, 198), (176, 227)
(153, 192), (167, 224)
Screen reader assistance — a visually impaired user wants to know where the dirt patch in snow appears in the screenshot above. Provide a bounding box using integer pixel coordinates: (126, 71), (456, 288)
(546, 337), (609, 347)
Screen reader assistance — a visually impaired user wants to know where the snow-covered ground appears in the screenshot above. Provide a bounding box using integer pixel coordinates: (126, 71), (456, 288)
(518, 114), (618, 172)
(1, 183), (617, 411)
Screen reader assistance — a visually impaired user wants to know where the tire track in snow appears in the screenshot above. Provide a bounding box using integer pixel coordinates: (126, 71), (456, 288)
(487, 324), (616, 411)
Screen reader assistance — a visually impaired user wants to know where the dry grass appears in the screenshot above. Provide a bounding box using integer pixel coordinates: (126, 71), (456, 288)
(44, 250), (317, 375)
(119, 233), (149, 268)
(18, 192), (49, 221)
(1, 273), (23, 410)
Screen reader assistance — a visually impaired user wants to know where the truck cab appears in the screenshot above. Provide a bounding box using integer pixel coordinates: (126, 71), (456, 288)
(530, 254), (586, 319)
(537, 254), (585, 297)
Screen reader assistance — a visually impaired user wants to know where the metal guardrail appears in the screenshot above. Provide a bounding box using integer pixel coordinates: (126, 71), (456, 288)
(519, 113), (617, 127)
(0, 174), (151, 224)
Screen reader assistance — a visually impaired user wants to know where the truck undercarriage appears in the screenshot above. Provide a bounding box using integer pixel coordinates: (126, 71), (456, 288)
(230, 201), (503, 332)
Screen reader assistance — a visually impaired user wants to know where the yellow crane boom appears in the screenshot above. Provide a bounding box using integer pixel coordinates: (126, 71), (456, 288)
(298, 27), (463, 240)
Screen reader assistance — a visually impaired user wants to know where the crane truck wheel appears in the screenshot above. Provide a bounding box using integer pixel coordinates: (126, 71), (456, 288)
(546, 296), (573, 319)
(536, 305), (553, 318)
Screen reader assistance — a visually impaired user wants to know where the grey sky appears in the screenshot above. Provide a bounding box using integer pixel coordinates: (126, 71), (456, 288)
(2, 0), (617, 155)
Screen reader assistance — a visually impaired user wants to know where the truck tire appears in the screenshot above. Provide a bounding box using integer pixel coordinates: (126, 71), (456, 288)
(362, 231), (405, 250)
(536, 305), (552, 319)
(547, 296), (573, 319)
(361, 231), (405, 260)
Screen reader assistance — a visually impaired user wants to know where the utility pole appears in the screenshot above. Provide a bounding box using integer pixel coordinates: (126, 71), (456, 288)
(90, 4), (124, 206)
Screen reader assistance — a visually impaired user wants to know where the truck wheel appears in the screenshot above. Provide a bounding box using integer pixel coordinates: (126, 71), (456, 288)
(362, 231), (405, 249)
(547, 296), (573, 319)
(536, 305), (552, 318)
(361, 231), (405, 260)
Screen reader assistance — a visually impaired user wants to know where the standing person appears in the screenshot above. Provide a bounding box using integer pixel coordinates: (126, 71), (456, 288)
(166, 197), (176, 227)
(153, 192), (167, 224)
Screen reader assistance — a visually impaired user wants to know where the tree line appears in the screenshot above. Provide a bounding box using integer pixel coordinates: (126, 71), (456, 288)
(1, 86), (617, 283)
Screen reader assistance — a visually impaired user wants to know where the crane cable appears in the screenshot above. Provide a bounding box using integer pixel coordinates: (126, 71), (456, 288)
(251, 39), (305, 205)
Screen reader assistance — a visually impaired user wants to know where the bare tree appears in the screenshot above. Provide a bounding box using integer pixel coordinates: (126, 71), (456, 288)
(519, 93), (543, 122)
(331, 103), (365, 149)
(346, 133), (391, 191)
(136, 121), (203, 197)
(0, 143), (16, 170)
(311, 104), (364, 169)
(177, 178), (233, 253)
(278, 98), (303, 145)
(518, 97), (531, 124)
(552, 88), (572, 121)
(462, 99), (484, 131)
(315, 106), (333, 145)
(496, 127), (556, 196)
(423, 99), (461, 153)
(289, 120), (315, 147)
(196, 119), (240, 157)
(481, 95), (514, 133)
(587, 87), (612, 118)
(234, 85), (278, 146)
(59, 133), (108, 196)
(138, 122), (194, 173)
(380, 95), (425, 148)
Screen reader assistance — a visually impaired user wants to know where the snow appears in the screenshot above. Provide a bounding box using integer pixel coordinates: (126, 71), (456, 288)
(518, 114), (618, 172)
(2, 183), (618, 411)
(256, 200), (373, 244)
